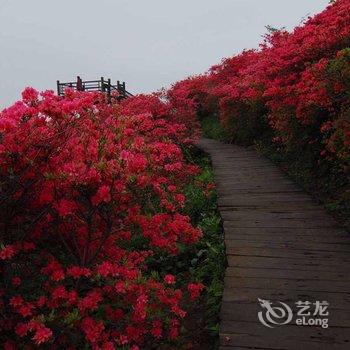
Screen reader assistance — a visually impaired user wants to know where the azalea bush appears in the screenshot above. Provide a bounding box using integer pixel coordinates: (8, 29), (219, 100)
(0, 88), (204, 349)
(169, 0), (350, 169)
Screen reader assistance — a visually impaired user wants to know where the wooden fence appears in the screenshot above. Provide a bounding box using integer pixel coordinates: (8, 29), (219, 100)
(57, 76), (133, 100)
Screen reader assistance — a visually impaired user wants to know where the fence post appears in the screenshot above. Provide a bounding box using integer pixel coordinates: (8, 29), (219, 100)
(101, 77), (105, 92)
(107, 78), (111, 102)
(122, 82), (126, 98)
(57, 80), (60, 96)
(77, 76), (83, 91)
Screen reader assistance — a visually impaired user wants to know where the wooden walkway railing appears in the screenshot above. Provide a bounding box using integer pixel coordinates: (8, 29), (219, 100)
(57, 76), (133, 100)
(198, 138), (350, 350)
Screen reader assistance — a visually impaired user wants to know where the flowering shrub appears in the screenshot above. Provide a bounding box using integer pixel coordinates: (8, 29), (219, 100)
(0, 89), (204, 348)
(120, 91), (200, 144)
(169, 0), (350, 169)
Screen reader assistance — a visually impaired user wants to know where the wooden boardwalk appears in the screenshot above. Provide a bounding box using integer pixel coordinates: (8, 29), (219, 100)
(198, 138), (350, 350)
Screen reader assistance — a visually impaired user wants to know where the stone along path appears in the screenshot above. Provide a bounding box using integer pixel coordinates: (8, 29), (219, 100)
(198, 138), (350, 350)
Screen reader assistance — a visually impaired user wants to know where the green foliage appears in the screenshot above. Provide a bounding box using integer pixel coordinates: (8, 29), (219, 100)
(255, 140), (350, 230)
(200, 100), (270, 146)
(183, 147), (226, 346)
(200, 115), (230, 141)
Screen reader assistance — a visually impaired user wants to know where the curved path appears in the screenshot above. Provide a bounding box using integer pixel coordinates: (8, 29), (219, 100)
(198, 138), (350, 350)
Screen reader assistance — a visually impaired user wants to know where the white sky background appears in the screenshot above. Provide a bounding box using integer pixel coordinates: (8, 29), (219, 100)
(0, 0), (329, 108)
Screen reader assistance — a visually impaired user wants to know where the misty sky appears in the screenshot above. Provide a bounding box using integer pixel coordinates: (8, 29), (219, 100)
(1, 0), (329, 108)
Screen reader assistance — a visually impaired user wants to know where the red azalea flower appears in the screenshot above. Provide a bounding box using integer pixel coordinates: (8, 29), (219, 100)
(32, 325), (53, 345)
(164, 274), (176, 285)
(187, 283), (205, 300)
(0, 245), (15, 260)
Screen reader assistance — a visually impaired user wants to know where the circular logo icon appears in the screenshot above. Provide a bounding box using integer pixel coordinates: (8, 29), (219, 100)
(258, 298), (293, 328)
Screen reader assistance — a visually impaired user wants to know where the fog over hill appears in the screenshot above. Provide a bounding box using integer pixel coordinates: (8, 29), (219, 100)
(0, 0), (328, 108)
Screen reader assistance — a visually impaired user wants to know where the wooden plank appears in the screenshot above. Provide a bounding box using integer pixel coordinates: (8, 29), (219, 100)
(225, 240), (350, 252)
(223, 276), (350, 293)
(219, 193), (314, 200)
(221, 219), (336, 229)
(219, 322), (350, 350)
(225, 246), (350, 260)
(220, 302), (350, 327)
(222, 226), (348, 237)
(225, 267), (350, 281)
(224, 233), (350, 244)
(226, 255), (350, 272)
(220, 211), (335, 220)
(218, 202), (322, 210)
(222, 288), (350, 307)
